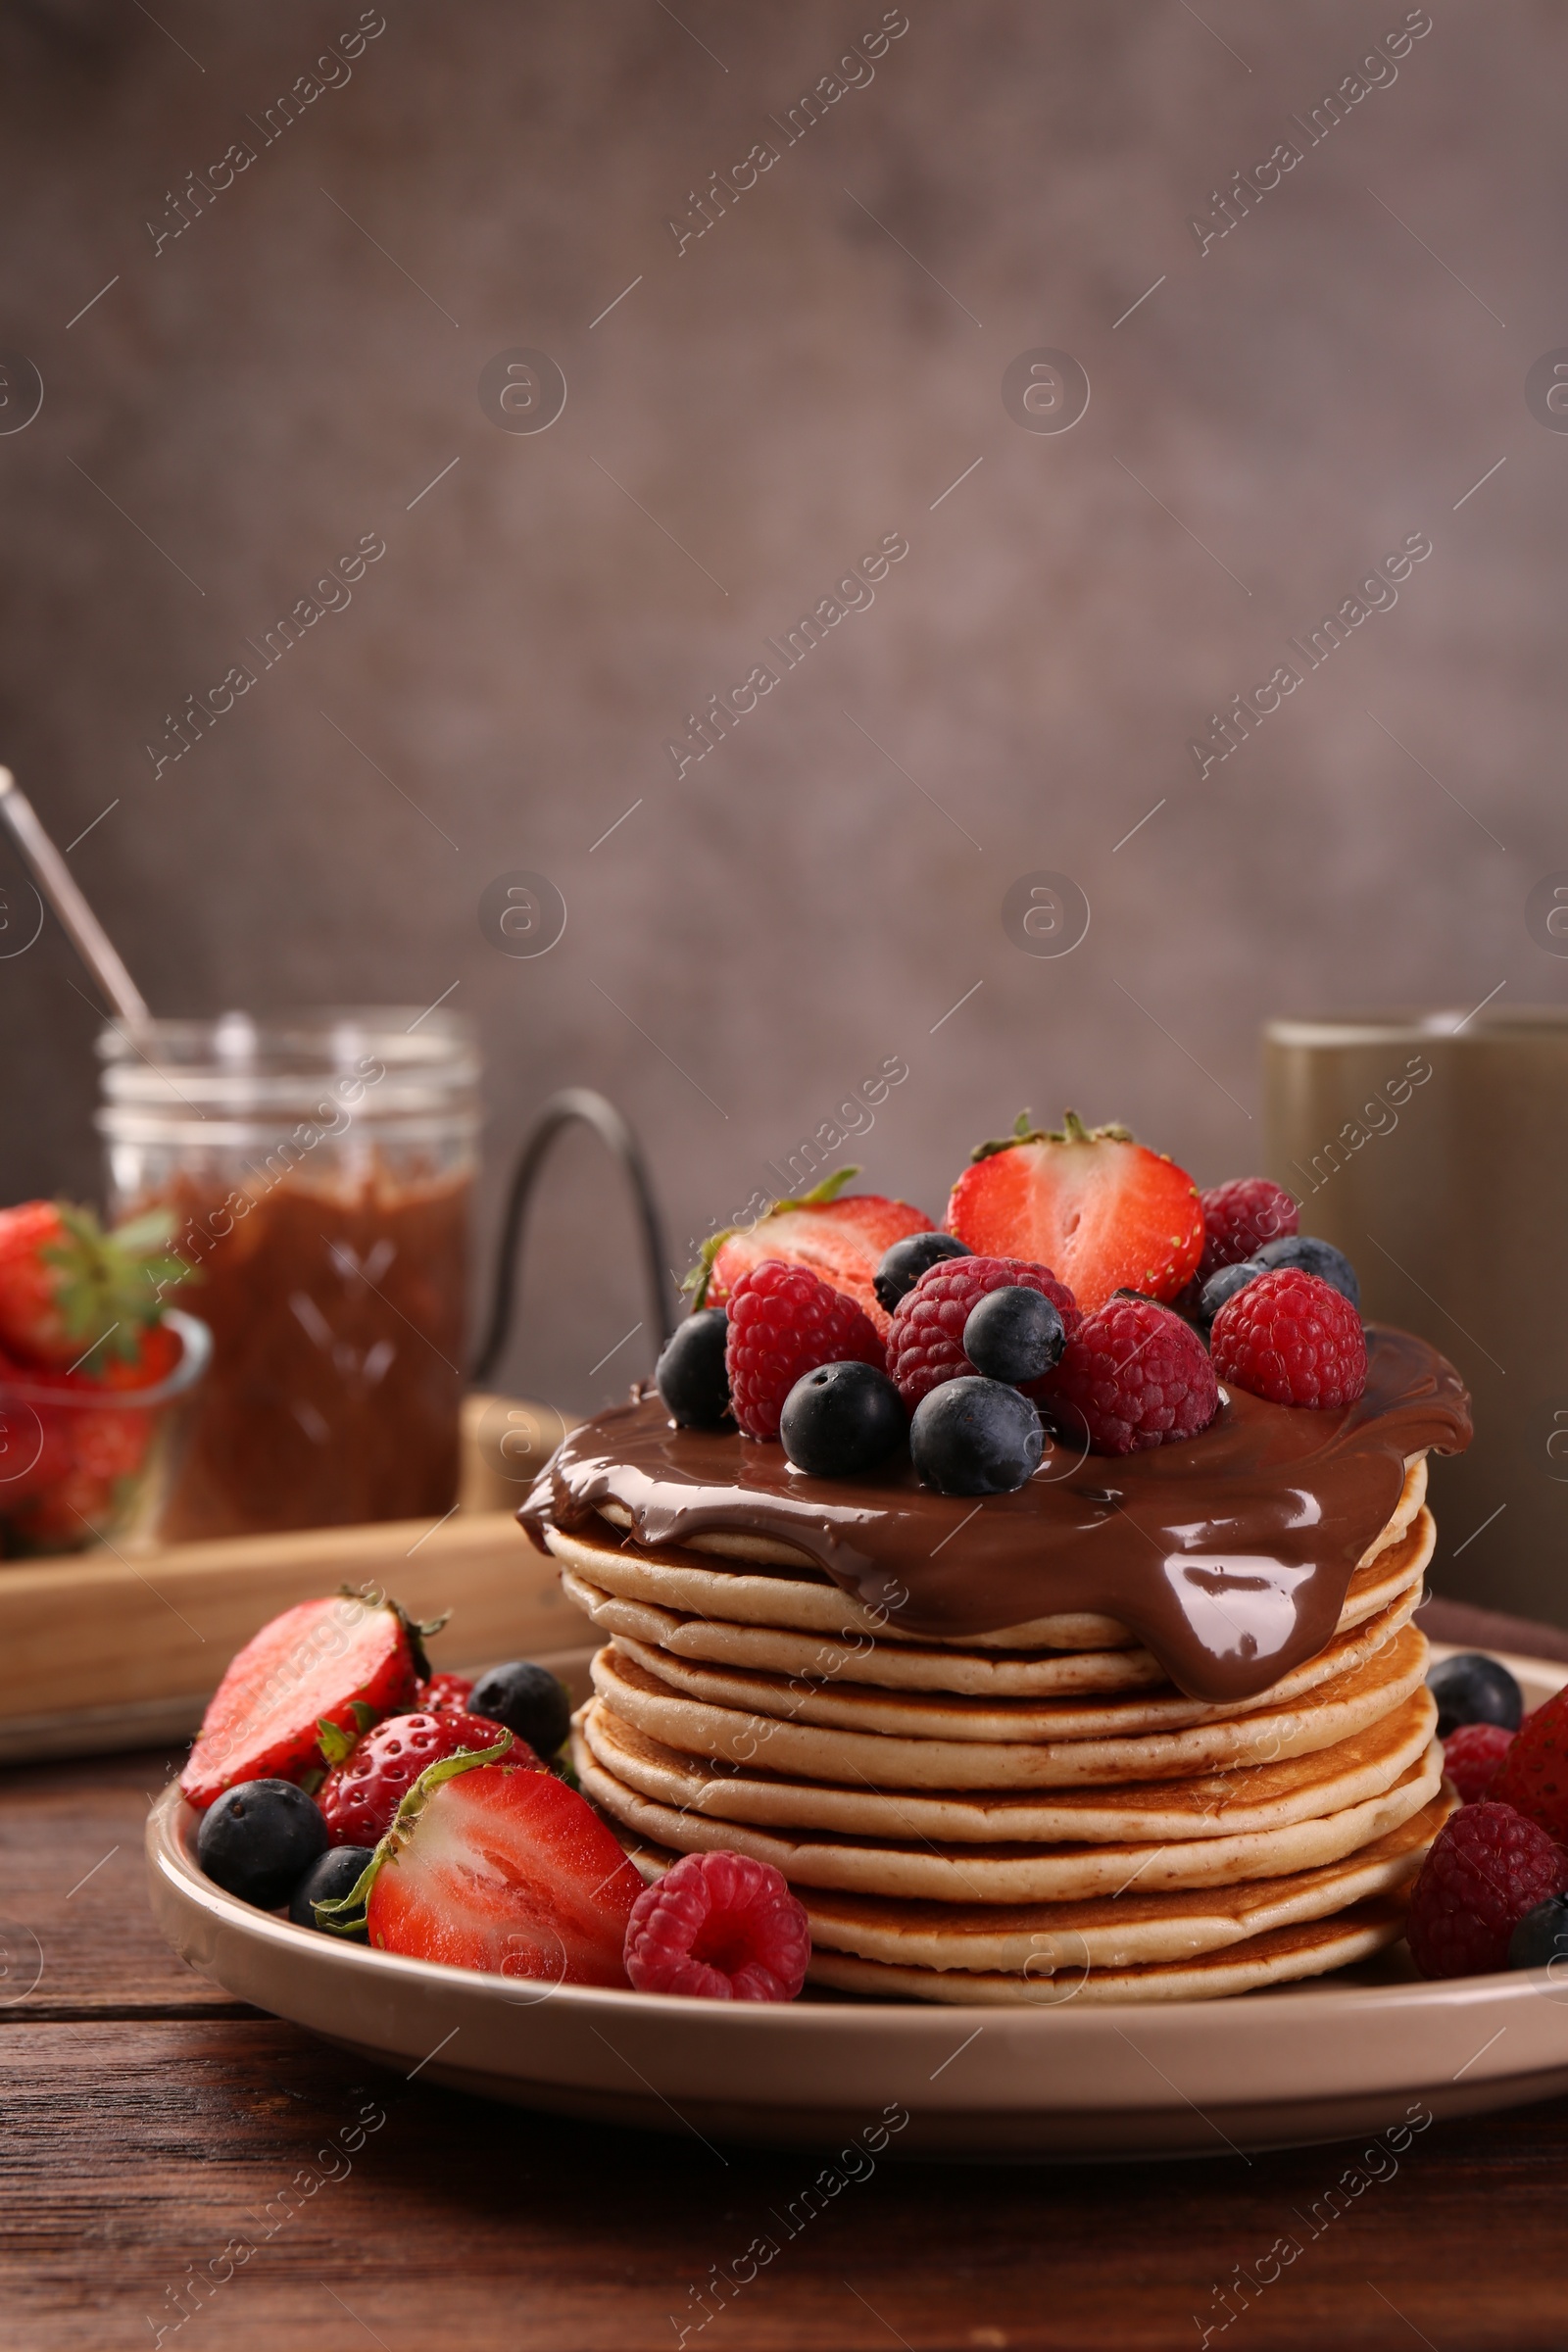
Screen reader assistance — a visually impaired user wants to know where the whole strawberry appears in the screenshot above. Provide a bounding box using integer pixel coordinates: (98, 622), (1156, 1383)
(416, 1672), (475, 1716)
(1196, 1177), (1298, 1284)
(885, 1255), (1080, 1413)
(0, 1200), (189, 1369)
(318, 1710), (522, 1845)
(1040, 1296), (1217, 1455)
(1405, 1801), (1568, 1978)
(1492, 1689), (1568, 1841)
(1209, 1266), (1366, 1408)
(724, 1260), (884, 1440)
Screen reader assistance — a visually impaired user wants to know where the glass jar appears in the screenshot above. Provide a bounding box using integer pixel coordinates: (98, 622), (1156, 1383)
(97, 1008), (480, 1542)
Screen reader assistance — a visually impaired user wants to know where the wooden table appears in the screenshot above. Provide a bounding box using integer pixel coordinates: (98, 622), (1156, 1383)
(5, 1603), (1568, 2349)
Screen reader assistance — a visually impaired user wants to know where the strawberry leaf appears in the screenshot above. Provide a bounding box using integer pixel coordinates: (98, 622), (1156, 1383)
(38, 1200), (195, 1362)
(317, 1717), (359, 1769)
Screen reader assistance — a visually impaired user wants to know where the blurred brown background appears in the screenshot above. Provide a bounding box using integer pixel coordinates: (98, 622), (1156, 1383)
(0, 1), (1561, 1582)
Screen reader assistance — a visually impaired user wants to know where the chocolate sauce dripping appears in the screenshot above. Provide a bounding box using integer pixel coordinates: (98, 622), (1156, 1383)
(521, 1329), (1470, 1703)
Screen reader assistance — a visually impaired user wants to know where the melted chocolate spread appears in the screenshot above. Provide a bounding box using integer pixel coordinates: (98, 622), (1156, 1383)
(522, 1328), (1470, 1703)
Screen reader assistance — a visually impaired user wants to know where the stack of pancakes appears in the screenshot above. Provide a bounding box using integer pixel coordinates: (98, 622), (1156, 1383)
(550, 1457), (1449, 2004)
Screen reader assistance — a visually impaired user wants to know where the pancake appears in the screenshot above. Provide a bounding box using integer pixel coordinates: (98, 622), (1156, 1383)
(543, 1409), (1447, 2003)
(544, 1458), (1430, 1668)
(573, 1704), (1444, 1897)
(803, 1896), (1410, 2004)
(587, 1623), (1431, 1790)
(591, 1578), (1422, 1744)
(579, 1684), (1442, 1850)
(624, 1788), (1450, 1971)
(558, 1565), (1169, 1696)
(559, 1506), (1428, 1698)
(577, 1685), (1440, 1849)
(546, 1515), (1140, 1652)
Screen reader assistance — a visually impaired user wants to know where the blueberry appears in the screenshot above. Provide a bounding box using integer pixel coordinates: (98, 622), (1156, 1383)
(962, 1287), (1065, 1386)
(1250, 1234), (1361, 1310)
(467, 1659), (573, 1758)
(909, 1376), (1044, 1496)
(780, 1359), (906, 1477)
(197, 1779), (328, 1909)
(655, 1308), (730, 1427)
(1198, 1259), (1263, 1327)
(873, 1232), (971, 1313)
(1509, 1893), (1568, 1972)
(1426, 1652), (1524, 1740)
(289, 1845), (374, 1936)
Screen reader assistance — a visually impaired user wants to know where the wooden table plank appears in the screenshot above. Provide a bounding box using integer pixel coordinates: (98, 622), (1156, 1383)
(3, 2018), (1568, 2349)
(10, 1713), (1568, 2350)
(0, 1747), (246, 2015)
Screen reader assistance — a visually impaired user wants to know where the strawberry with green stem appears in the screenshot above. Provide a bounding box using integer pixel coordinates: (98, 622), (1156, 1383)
(0, 1200), (191, 1372)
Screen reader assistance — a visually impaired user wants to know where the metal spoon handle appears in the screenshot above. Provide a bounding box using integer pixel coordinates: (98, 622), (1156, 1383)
(0, 766), (149, 1027)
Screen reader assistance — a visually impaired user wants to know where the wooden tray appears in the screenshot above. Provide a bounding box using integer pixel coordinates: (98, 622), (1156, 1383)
(0, 1396), (583, 1761)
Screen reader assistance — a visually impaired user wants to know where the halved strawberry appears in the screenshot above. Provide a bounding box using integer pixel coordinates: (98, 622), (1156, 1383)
(945, 1111), (1202, 1313)
(181, 1592), (437, 1808)
(690, 1170), (932, 1335)
(327, 1749), (641, 1988)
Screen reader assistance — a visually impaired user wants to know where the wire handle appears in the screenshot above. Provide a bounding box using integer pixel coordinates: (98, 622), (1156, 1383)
(472, 1088), (675, 1386)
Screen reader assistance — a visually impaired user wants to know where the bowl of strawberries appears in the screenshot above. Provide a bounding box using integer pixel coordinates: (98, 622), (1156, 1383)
(0, 1198), (209, 1556)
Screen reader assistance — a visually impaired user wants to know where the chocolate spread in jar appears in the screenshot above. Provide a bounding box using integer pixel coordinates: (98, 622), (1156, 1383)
(153, 1167), (467, 1540)
(522, 1327), (1471, 1703)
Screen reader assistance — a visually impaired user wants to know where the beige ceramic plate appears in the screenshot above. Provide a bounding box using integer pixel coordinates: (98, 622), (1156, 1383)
(144, 1643), (1568, 2158)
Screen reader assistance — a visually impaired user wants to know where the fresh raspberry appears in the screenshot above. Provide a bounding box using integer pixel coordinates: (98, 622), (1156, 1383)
(623, 1850), (810, 2000)
(318, 1710), (523, 1846)
(724, 1260), (883, 1440)
(885, 1256), (1081, 1412)
(1405, 1801), (1568, 1979)
(1492, 1689), (1568, 1840)
(415, 1672), (474, 1716)
(1445, 1722), (1515, 1805)
(1038, 1296), (1217, 1456)
(1209, 1267), (1366, 1408)
(1196, 1177), (1298, 1284)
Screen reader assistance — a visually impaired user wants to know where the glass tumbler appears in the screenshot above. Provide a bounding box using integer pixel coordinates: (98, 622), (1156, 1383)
(98, 1008), (480, 1542)
(1263, 1004), (1568, 1626)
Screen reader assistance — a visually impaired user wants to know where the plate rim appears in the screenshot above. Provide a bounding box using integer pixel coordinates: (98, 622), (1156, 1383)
(146, 1799), (1568, 2108)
